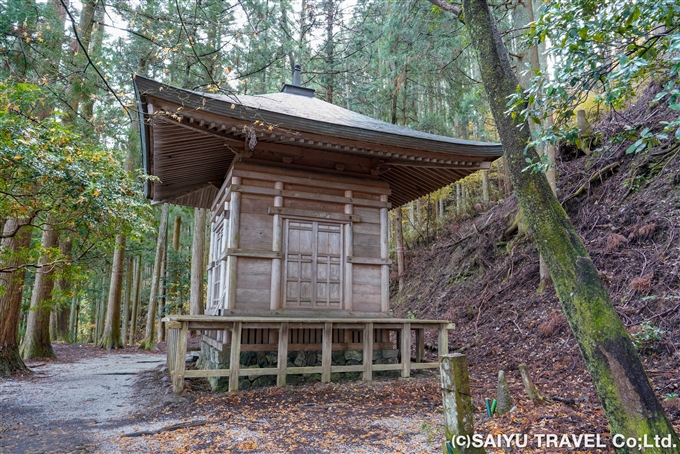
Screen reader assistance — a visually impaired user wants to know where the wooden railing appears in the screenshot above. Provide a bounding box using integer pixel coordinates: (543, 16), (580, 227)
(163, 315), (454, 394)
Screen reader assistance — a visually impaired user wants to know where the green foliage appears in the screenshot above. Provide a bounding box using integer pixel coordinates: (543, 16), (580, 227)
(0, 82), (150, 266)
(511, 0), (680, 168)
(630, 321), (664, 352)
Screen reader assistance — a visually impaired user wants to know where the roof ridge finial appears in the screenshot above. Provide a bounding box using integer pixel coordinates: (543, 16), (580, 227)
(293, 63), (301, 87)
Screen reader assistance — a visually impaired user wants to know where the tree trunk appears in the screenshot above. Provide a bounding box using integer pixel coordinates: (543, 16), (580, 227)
(394, 207), (405, 292)
(172, 215), (182, 250)
(68, 294), (79, 343)
(460, 0), (680, 449)
(0, 219), (32, 375)
(140, 203), (169, 349)
(50, 237), (72, 341)
(20, 221), (58, 360)
(190, 207), (206, 315)
(128, 256), (141, 345)
(99, 234), (126, 350)
(157, 247), (167, 342)
(95, 273), (107, 342)
(120, 256), (133, 345)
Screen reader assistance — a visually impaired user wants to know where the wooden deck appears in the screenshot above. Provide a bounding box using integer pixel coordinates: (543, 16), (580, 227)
(163, 315), (453, 394)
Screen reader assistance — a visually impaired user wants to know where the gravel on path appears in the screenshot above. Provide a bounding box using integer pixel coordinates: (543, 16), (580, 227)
(0, 346), (166, 454)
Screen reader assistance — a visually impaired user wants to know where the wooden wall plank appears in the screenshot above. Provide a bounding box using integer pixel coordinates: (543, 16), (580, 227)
(238, 213), (273, 248)
(353, 207), (380, 224)
(353, 245), (381, 259)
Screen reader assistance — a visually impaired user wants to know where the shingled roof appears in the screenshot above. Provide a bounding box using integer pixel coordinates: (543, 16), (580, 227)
(134, 75), (503, 208)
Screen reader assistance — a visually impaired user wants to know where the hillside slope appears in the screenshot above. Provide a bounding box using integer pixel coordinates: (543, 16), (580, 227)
(393, 88), (680, 435)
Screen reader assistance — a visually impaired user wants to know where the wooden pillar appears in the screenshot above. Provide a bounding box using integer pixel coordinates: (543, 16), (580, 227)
(395, 207), (405, 292)
(363, 322), (374, 381)
(270, 181), (284, 310)
(229, 321), (242, 392)
(379, 195), (390, 312)
(206, 225), (216, 309)
(415, 328), (425, 363)
(277, 322), (289, 387)
(344, 190), (353, 311)
(322, 322), (332, 383)
(401, 323), (411, 378)
(439, 323), (449, 358)
(440, 354), (484, 453)
(216, 208), (229, 311)
(226, 176), (242, 310)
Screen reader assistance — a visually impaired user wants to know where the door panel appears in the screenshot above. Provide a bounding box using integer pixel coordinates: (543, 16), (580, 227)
(284, 220), (343, 308)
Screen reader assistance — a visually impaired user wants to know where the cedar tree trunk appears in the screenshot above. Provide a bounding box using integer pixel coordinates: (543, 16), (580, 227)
(190, 207), (206, 315)
(140, 203), (169, 350)
(99, 234), (126, 349)
(21, 221), (58, 360)
(460, 0), (680, 450)
(0, 219), (32, 375)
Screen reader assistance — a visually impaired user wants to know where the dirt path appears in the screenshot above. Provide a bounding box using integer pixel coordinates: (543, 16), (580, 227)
(0, 345), (166, 454)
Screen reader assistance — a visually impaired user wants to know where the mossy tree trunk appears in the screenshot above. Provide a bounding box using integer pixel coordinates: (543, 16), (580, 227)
(99, 234), (126, 350)
(0, 219), (32, 375)
(20, 220), (58, 360)
(459, 0), (680, 450)
(140, 203), (169, 350)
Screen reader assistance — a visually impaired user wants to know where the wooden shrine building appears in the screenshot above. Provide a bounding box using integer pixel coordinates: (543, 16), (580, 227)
(133, 67), (503, 393)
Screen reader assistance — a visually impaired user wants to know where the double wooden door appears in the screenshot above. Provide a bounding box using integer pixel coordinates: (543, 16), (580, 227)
(283, 220), (343, 308)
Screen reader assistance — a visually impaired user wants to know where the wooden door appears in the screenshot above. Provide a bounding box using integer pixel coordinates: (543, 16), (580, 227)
(284, 220), (342, 308)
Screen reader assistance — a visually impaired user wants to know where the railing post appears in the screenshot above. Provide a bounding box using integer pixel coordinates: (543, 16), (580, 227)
(322, 322), (333, 382)
(363, 322), (374, 381)
(167, 321), (187, 395)
(229, 321), (242, 392)
(401, 322), (411, 378)
(277, 322), (289, 387)
(440, 354), (485, 454)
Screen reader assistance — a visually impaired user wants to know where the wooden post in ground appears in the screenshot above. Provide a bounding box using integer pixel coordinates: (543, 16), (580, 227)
(440, 354), (485, 454)
(415, 328), (425, 363)
(439, 323), (449, 358)
(400, 323), (411, 378)
(168, 321), (188, 395)
(519, 363), (544, 400)
(277, 322), (289, 386)
(229, 321), (242, 392)
(322, 322), (332, 382)
(363, 322), (373, 381)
